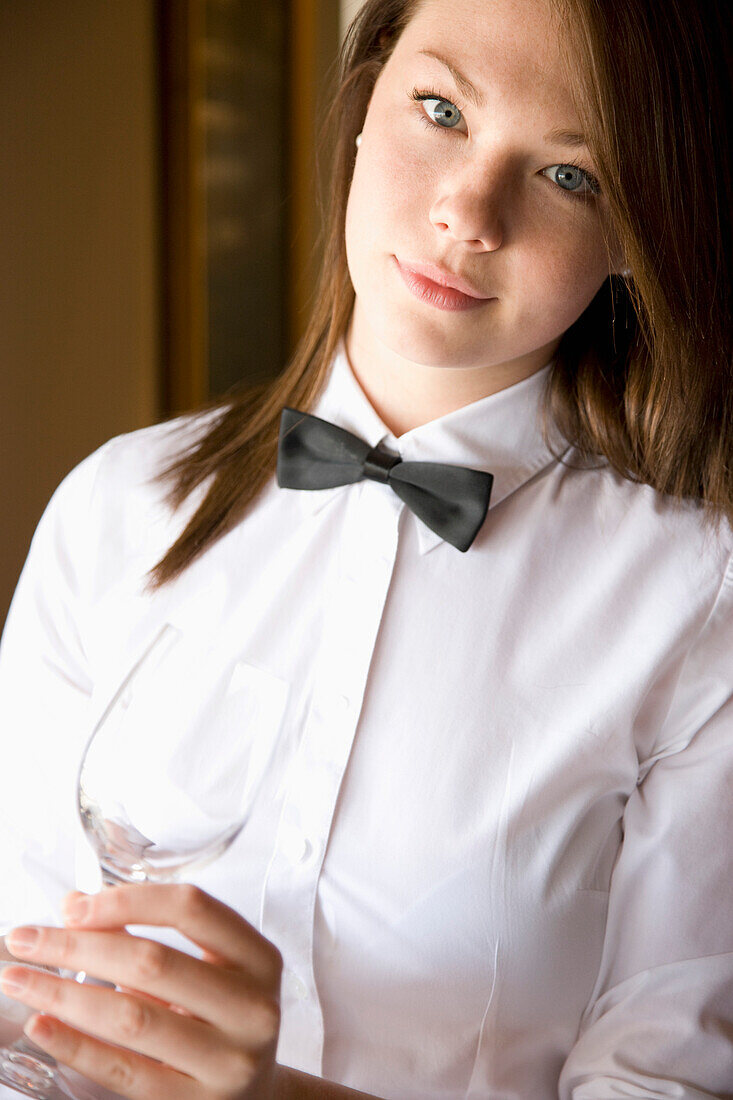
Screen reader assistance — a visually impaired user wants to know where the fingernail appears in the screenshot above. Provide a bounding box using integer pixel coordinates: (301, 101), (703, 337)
(6, 928), (39, 956)
(25, 1014), (54, 1043)
(62, 895), (89, 924)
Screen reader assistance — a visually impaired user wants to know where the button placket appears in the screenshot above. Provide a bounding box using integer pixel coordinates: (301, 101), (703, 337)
(282, 828), (313, 866)
(260, 479), (401, 1076)
(284, 969), (309, 1002)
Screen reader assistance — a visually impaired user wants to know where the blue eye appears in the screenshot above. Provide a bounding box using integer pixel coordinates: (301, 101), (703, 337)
(544, 163), (602, 198)
(410, 89), (464, 128)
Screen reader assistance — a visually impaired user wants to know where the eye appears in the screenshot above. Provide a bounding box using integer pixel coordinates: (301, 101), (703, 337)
(409, 87), (603, 202)
(410, 88), (465, 129)
(542, 162), (602, 200)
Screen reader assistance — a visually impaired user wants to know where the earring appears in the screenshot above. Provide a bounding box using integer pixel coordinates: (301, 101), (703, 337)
(355, 132), (363, 148)
(621, 267), (632, 277)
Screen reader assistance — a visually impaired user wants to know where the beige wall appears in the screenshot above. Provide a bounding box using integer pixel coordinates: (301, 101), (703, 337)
(340, 0), (365, 39)
(0, 1), (160, 630)
(341, 0), (370, 40)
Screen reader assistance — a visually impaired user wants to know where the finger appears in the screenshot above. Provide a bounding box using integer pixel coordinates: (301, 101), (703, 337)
(23, 1012), (201, 1100)
(63, 885), (282, 988)
(2, 966), (269, 1093)
(117, 984), (195, 1016)
(4, 927), (279, 1040)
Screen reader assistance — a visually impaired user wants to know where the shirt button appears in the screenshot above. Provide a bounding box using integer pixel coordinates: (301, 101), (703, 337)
(284, 969), (308, 1002)
(337, 694), (350, 711)
(282, 829), (312, 865)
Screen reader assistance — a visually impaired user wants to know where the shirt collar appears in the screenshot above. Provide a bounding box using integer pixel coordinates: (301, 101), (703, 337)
(287, 340), (571, 555)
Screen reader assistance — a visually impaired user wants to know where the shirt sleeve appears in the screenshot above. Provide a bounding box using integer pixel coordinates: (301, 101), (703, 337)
(0, 433), (200, 1100)
(558, 553), (733, 1098)
(0, 440), (116, 932)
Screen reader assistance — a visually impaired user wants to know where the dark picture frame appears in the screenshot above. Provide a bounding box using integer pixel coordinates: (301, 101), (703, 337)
(156, 0), (340, 413)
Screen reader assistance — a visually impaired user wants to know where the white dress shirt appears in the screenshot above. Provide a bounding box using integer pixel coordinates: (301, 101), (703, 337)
(1, 341), (733, 1099)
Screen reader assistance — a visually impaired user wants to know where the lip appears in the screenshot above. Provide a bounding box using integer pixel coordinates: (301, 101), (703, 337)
(395, 257), (494, 312)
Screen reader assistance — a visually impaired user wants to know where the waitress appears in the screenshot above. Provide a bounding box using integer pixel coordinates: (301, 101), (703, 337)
(0, 0), (731, 1096)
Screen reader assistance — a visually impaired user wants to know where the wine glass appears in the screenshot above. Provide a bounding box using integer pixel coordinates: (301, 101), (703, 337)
(0, 623), (283, 1098)
(0, 943), (91, 1100)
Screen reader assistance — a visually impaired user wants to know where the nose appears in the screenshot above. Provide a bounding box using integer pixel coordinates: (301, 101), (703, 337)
(429, 159), (504, 251)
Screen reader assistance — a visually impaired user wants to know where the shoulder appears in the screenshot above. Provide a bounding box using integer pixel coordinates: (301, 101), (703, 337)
(90, 407), (225, 497)
(552, 454), (733, 758)
(557, 449), (733, 594)
(41, 407), (228, 604)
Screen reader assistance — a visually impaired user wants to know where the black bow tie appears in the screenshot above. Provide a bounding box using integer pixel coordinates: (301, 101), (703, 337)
(276, 407), (493, 552)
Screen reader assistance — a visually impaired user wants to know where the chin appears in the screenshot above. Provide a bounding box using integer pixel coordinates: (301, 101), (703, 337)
(373, 309), (493, 369)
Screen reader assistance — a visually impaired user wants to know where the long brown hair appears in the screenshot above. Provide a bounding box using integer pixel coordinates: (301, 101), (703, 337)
(142, 0), (732, 594)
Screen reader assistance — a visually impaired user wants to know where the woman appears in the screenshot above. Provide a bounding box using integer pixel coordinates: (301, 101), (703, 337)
(0, 0), (731, 1096)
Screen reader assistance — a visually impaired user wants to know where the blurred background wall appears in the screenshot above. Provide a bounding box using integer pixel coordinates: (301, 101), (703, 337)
(0, 0), (354, 631)
(0, 1), (161, 630)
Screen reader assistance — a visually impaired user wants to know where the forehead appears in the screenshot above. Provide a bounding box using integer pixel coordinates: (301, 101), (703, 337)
(393, 0), (579, 117)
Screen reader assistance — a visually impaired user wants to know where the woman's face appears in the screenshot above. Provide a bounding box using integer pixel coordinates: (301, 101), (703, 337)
(345, 0), (622, 375)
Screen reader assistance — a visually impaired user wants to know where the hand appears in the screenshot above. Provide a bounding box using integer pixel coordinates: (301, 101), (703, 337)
(0, 884), (284, 1099)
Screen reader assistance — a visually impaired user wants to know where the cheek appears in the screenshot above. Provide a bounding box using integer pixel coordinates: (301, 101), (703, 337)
(345, 142), (437, 300)
(344, 176), (367, 282)
(519, 240), (608, 334)
(529, 206), (610, 288)
(344, 160), (399, 285)
(348, 135), (429, 237)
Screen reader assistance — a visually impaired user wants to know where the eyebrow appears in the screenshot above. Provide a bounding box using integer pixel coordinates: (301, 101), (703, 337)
(416, 49), (589, 149)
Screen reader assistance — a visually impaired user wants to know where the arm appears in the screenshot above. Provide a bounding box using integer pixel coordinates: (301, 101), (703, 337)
(0, 444), (115, 929)
(275, 1064), (386, 1100)
(0, 444), (119, 1100)
(559, 553), (733, 1097)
